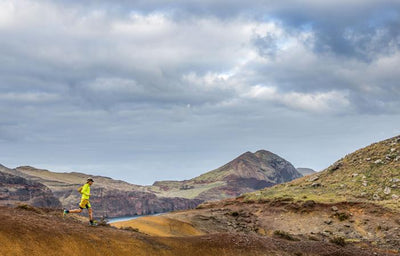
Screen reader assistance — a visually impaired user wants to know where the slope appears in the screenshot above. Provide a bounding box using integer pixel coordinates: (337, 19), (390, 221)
(244, 135), (400, 209)
(0, 205), (381, 256)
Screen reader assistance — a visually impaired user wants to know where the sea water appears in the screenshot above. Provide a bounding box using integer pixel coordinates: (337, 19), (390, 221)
(108, 213), (162, 223)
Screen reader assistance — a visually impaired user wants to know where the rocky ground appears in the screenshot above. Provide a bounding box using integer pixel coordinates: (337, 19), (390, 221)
(0, 204), (389, 256)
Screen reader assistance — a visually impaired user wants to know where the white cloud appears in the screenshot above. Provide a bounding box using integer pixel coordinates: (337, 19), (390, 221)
(0, 92), (60, 103)
(243, 85), (350, 113)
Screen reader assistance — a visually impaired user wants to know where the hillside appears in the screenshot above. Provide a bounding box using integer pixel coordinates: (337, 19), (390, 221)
(244, 135), (400, 209)
(148, 150), (302, 201)
(0, 165), (61, 208)
(0, 205), (383, 256)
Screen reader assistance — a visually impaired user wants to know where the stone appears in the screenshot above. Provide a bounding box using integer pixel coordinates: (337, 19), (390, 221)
(391, 178), (400, 183)
(352, 173), (358, 177)
(331, 206), (339, 212)
(366, 158), (371, 161)
(373, 194), (381, 201)
(362, 181), (368, 187)
(384, 187), (391, 195)
(392, 194), (399, 200)
(390, 148), (396, 152)
(308, 176), (319, 182)
(374, 159), (382, 164)
(324, 220), (333, 225)
(312, 183), (321, 188)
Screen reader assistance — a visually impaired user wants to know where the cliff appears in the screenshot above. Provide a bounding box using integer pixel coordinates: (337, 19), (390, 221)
(0, 166), (61, 208)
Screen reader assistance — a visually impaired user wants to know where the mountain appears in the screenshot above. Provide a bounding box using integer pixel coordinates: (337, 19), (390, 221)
(0, 165), (61, 208)
(244, 135), (400, 206)
(296, 167), (316, 176)
(148, 150), (302, 201)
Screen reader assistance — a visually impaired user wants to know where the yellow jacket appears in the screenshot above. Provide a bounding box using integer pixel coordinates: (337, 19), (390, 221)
(80, 183), (91, 200)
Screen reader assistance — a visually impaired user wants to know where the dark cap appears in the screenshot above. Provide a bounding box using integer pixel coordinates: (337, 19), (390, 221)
(87, 178), (94, 182)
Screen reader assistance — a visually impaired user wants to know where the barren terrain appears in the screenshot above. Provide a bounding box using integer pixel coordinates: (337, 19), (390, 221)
(1, 204), (390, 256)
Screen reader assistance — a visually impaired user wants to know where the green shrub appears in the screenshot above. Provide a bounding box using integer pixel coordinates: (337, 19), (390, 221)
(330, 236), (346, 246)
(334, 212), (350, 221)
(273, 230), (300, 241)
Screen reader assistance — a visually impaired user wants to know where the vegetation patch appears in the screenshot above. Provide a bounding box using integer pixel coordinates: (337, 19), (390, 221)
(231, 211), (239, 217)
(273, 230), (300, 241)
(334, 212), (350, 221)
(16, 204), (42, 214)
(121, 226), (140, 232)
(329, 236), (346, 246)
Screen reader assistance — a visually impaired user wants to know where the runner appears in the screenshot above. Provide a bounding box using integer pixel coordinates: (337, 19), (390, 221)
(63, 178), (96, 226)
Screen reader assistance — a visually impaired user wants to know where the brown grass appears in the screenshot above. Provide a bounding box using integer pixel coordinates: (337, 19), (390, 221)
(111, 215), (204, 237)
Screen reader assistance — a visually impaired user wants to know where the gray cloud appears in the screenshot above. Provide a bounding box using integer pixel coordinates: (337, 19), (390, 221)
(0, 0), (399, 184)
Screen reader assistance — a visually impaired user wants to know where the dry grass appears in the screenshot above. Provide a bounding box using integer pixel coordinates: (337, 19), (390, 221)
(244, 135), (400, 211)
(111, 215), (204, 237)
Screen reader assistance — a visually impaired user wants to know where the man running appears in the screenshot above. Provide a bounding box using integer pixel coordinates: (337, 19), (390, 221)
(63, 178), (96, 226)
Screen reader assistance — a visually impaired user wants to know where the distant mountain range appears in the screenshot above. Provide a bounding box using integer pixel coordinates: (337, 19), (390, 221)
(296, 167), (316, 176)
(0, 149), (302, 217)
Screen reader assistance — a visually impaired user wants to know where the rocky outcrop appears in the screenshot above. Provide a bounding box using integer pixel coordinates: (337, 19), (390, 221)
(0, 169), (61, 208)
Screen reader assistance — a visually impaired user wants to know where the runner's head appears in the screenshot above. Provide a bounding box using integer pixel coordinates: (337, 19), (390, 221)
(87, 178), (94, 185)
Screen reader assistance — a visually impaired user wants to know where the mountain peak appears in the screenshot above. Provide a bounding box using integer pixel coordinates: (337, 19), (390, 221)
(193, 150), (302, 185)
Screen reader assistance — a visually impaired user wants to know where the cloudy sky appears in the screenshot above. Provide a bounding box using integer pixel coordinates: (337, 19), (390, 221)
(0, 0), (399, 185)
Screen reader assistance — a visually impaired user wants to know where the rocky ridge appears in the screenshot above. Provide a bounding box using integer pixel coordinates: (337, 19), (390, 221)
(0, 165), (61, 208)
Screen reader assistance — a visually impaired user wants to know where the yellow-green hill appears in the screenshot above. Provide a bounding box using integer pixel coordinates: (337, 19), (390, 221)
(244, 135), (400, 210)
